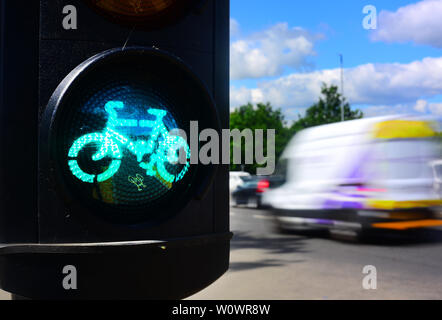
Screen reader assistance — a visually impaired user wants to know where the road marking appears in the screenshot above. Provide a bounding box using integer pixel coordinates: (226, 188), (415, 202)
(253, 214), (273, 220)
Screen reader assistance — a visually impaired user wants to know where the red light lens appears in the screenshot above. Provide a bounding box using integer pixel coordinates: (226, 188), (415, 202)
(84, 0), (202, 28)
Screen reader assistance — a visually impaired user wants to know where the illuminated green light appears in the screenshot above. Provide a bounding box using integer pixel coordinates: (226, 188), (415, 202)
(68, 132), (123, 183)
(68, 160), (95, 183)
(67, 101), (191, 187)
(97, 159), (122, 183)
(117, 119), (138, 127)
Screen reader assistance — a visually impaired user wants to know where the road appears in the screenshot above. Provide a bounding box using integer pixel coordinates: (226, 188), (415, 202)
(1, 206), (442, 300)
(191, 206), (442, 300)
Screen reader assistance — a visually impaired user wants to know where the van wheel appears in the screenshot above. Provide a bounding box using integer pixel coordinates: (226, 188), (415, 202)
(272, 218), (292, 235)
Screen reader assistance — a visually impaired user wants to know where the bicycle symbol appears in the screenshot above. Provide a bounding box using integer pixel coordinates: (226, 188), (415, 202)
(68, 101), (191, 187)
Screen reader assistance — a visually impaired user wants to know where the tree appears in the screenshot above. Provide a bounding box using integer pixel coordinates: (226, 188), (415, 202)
(293, 84), (363, 131)
(230, 102), (291, 174)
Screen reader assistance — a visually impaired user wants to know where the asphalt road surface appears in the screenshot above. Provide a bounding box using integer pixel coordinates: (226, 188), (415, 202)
(190, 206), (442, 300)
(1, 206), (442, 300)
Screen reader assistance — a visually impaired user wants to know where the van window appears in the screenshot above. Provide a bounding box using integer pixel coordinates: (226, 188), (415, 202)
(273, 158), (288, 185)
(371, 139), (439, 180)
(434, 164), (442, 180)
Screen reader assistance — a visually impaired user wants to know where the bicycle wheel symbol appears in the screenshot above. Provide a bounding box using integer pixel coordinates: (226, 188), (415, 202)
(68, 132), (123, 183)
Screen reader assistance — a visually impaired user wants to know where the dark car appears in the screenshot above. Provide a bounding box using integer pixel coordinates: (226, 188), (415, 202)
(232, 175), (285, 209)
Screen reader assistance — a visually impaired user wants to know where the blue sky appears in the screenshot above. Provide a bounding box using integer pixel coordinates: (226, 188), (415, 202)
(230, 0), (442, 120)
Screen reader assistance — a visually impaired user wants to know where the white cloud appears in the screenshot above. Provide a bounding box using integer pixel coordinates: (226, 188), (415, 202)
(230, 18), (240, 37)
(429, 103), (442, 115)
(413, 99), (442, 115)
(230, 22), (322, 80)
(230, 57), (442, 115)
(414, 99), (428, 112)
(362, 99), (442, 118)
(363, 103), (416, 118)
(371, 0), (442, 48)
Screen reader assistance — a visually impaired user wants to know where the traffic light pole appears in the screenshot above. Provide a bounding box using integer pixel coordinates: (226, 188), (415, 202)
(0, 0), (231, 300)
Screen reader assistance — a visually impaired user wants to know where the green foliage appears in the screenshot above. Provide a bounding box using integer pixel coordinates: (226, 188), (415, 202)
(230, 84), (364, 174)
(230, 102), (290, 173)
(293, 84), (363, 130)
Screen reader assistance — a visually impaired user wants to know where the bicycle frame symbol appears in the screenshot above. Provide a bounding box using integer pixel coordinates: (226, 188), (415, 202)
(68, 101), (191, 186)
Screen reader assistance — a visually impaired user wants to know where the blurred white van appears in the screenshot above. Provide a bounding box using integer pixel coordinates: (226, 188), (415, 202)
(263, 115), (442, 235)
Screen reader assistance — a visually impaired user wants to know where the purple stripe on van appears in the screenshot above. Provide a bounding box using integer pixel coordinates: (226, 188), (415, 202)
(315, 219), (334, 225)
(323, 197), (365, 210)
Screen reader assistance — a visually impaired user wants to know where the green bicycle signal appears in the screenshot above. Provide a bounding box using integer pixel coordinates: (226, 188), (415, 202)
(67, 101), (191, 186)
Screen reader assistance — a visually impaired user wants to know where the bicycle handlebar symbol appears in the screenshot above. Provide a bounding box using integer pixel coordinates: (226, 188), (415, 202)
(67, 101), (191, 187)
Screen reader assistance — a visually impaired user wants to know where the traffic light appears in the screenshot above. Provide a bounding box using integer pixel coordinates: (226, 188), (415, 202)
(0, 0), (230, 299)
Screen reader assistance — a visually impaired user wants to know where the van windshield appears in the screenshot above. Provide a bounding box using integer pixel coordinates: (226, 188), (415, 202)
(274, 158), (288, 180)
(371, 139), (439, 180)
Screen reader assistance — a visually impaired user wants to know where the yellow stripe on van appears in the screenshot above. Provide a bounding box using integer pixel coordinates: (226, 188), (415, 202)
(368, 199), (442, 210)
(374, 120), (436, 139)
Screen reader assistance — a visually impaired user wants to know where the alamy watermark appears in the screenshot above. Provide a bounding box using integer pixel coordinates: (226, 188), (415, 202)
(362, 5), (377, 30)
(362, 265), (377, 290)
(62, 265), (78, 290)
(171, 122), (276, 176)
(62, 5), (78, 30)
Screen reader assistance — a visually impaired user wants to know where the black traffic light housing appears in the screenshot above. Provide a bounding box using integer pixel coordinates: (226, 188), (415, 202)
(0, 0), (230, 299)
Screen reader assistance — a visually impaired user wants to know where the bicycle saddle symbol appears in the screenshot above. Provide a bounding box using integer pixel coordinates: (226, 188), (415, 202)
(68, 101), (191, 186)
